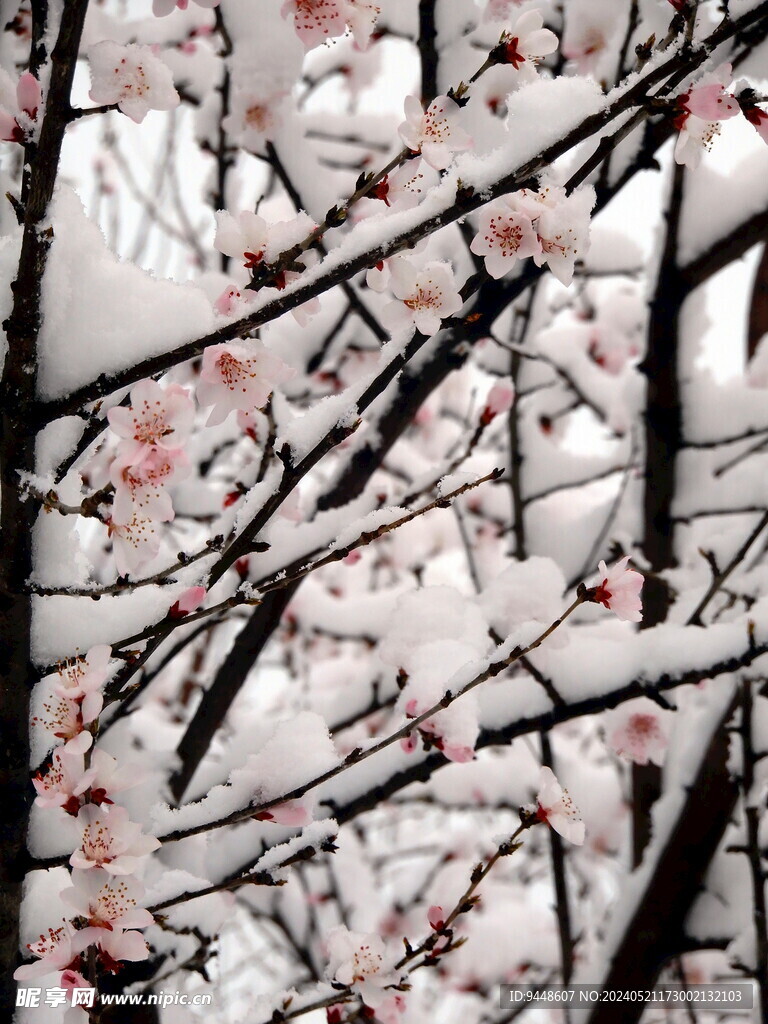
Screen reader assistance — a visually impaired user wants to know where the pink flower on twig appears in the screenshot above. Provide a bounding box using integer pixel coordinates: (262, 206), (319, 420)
(592, 555), (643, 622)
(535, 766), (585, 845)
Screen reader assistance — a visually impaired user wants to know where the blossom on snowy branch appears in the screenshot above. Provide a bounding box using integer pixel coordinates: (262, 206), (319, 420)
(397, 94), (473, 170)
(88, 42), (180, 123)
(589, 555), (644, 623)
(534, 766), (585, 846)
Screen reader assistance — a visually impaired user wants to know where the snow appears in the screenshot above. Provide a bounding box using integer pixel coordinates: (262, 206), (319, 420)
(37, 187), (215, 399)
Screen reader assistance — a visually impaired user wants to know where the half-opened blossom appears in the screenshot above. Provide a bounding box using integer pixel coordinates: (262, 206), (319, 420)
(326, 926), (399, 1008)
(74, 748), (139, 806)
(500, 9), (559, 71)
(54, 645), (110, 723)
(88, 42), (180, 123)
(71, 804), (160, 874)
(281, 0), (348, 49)
(398, 94), (473, 170)
(383, 260), (463, 337)
(107, 380), (194, 468)
(604, 698), (673, 766)
(593, 555), (643, 622)
(110, 446), (189, 526)
(197, 341), (296, 425)
(470, 199), (541, 278)
(368, 158), (439, 211)
(535, 766), (585, 845)
(153, 0), (220, 16)
(63, 870), (154, 938)
(108, 512), (162, 577)
(345, 0), (380, 49)
(14, 922), (79, 981)
(35, 694), (94, 749)
(427, 905), (445, 930)
(673, 65), (739, 168)
(0, 70), (41, 143)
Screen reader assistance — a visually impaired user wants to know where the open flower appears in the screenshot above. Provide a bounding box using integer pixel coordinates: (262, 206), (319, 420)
(33, 748), (89, 813)
(346, 0), (380, 49)
(382, 260), (464, 337)
(398, 94), (473, 170)
(367, 158), (439, 211)
(108, 512), (162, 578)
(470, 199), (541, 278)
(88, 41), (180, 123)
(604, 698), (673, 766)
(107, 380), (194, 468)
(14, 922), (79, 981)
(197, 341), (296, 425)
(500, 9), (558, 71)
(535, 766), (585, 845)
(110, 446), (189, 526)
(222, 89), (288, 151)
(53, 645), (110, 723)
(592, 555), (643, 622)
(63, 870), (154, 939)
(326, 927), (399, 1008)
(71, 804), (160, 874)
(281, 0), (348, 49)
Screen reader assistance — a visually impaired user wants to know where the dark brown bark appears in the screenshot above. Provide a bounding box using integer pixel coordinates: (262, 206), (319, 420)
(0, 0), (90, 1002)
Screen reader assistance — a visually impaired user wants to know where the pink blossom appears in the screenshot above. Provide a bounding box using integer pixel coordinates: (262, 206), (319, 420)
(33, 748), (89, 814)
(110, 446), (189, 526)
(604, 698), (673, 766)
(14, 922), (79, 981)
(197, 341), (296, 426)
(214, 284), (246, 315)
(34, 694), (94, 749)
(500, 10), (559, 71)
(593, 555), (643, 622)
(345, 0), (381, 50)
(673, 65), (739, 168)
(398, 94), (473, 170)
(153, 0), (220, 16)
(282, 0), (348, 49)
(471, 200), (541, 279)
(214, 209), (315, 272)
(223, 89), (288, 150)
(530, 188), (594, 286)
(60, 970), (92, 995)
(483, 0), (525, 22)
(70, 804), (160, 874)
(481, 382), (515, 424)
(88, 42), (180, 123)
(367, 158), (439, 211)
(107, 380), (194, 468)
(169, 585), (207, 618)
(325, 926), (399, 1008)
(75, 749), (139, 806)
(53, 645), (110, 724)
(535, 766), (585, 845)
(383, 260), (464, 337)
(427, 905), (445, 930)
(375, 994), (407, 1024)
(63, 870), (154, 939)
(108, 512), (162, 577)
(0, 70), (41, 143)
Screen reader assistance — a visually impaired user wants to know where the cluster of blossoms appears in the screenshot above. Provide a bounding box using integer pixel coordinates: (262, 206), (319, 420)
(470, 184), (595, 286)
(281, 0), (381, 51)
(326, 927), (405, 1022)
(105, 379), (194, 576)
(17, 648), (158, 1010)
(673, 63), (768, 168)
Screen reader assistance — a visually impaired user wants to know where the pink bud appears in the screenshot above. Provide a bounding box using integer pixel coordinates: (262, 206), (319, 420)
(16, 72), (41, 119)
(428, 905), (445, 930)
(255, 799), (310, 826)
(481, 383), (514, 424)
(343, 549), (362, 565)
(169, 586), (207, 619)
